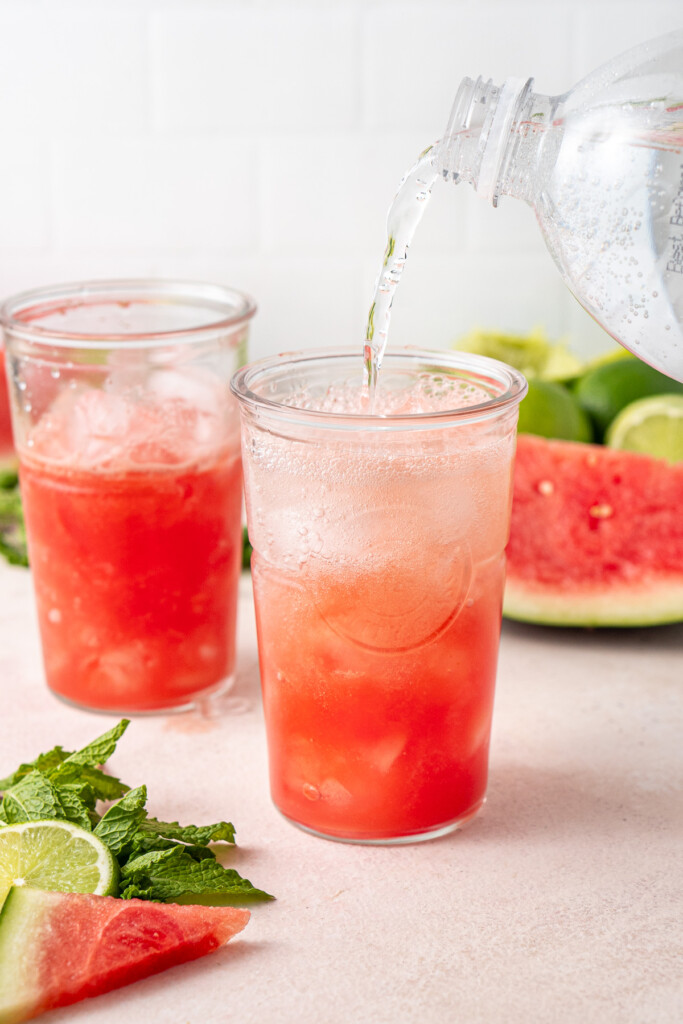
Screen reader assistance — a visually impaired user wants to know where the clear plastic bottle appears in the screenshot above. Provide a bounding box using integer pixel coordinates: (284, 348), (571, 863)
(434, 30), (683, 381)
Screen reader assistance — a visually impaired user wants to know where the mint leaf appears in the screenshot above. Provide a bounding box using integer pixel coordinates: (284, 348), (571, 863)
(63, 719), (130, 768)
(120, 846), (272, 903)
(0, 720), (129, 790)
(0, 721), (129, 797)
(0, 468), (18, 490)
(140, 818), (236, 847)
(126, 833), (218, 863)
(0, 771), (93, 830)
(242, 527), (253, 570)
(0, 771), (69, 823)
(0, 746), (70, 790)
(50, 762), (128, 804)
(0, 484), (28, 568)
(94, 786), (148, 856)
(118, 882), (159, 902)
(50, 785), (94, 831)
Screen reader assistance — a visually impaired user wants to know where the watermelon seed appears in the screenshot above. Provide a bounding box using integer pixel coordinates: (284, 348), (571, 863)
(537, 480), (554, 496)
(589, 503), (613, 519)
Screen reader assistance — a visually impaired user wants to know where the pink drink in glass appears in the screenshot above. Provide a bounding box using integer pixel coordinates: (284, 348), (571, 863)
(233, 349), (526, 843)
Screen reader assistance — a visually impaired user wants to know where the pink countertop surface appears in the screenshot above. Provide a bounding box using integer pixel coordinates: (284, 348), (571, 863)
(0, 563), (681, 1024)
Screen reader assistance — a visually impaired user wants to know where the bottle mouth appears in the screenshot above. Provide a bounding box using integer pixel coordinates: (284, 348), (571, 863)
(477, 77), (532, 204)
(438, 76), (498, 184)
(436, 76), (533, 205)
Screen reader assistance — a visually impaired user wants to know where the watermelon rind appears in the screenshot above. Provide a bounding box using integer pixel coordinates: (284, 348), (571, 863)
(0, 887), (40, 1024)
(504, 580), (683, 628)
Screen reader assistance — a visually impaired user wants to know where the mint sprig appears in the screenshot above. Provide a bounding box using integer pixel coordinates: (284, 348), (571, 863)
(0, 720), (272, 903)
(0, 475), (27, 568)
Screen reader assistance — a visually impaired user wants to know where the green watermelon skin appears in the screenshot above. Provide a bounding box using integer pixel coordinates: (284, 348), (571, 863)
(504, 435), (683, 627)
(0, 887), (250, 1023)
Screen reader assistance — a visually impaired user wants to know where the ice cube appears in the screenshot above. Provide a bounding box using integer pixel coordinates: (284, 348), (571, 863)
(149, 368), (235, 451)
(319, 778), (353, 805)
(149, 367), (222, 415)
(88, 640), (154, 696)
(70, 389), (131, 460)
(31, 388), (132, 467)
(367, 733), (406, 774)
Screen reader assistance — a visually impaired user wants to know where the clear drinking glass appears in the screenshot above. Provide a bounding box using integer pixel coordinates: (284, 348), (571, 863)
(231, 348), (526, 843)
(1, 280), (256, 714)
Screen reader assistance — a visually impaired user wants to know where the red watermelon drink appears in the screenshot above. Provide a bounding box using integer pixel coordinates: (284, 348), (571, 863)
(0, 347), (15, 463)
(1, 281), (256, 713)
(232, 349), (526, 843)
(18, 401), (243, 713)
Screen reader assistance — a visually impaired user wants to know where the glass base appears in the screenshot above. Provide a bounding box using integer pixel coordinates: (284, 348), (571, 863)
(48, 673), (236, 717)
(277, 798), (485, 846)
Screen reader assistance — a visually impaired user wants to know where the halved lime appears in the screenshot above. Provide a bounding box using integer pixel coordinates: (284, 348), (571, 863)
(517, 379), (593, 442)
(574, 358), (683, 437)
(605, 394), (683, 463)
(579, 347), (634, 373)
(0, 820), (118, 907)
(456, 328), (583, 382)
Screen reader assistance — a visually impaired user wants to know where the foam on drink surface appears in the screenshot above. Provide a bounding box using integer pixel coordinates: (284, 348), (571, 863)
(282, 370), (499, 417)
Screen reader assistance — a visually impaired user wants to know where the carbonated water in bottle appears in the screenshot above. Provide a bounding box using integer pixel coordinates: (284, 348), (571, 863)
(366, 31), (683, 388)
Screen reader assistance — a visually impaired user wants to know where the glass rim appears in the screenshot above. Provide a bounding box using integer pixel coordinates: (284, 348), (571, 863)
(0, 278), (257, 349)
(230, 346), (527, 430)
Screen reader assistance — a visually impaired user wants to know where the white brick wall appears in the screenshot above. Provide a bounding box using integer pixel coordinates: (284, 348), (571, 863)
(151, 8), (360, 132)
(0, 0), (681, 361)
(52, 137), (259, 251)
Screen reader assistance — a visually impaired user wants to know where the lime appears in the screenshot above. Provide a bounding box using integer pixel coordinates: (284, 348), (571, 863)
(574, 358), (683, 437)
(517, 379), (593, 442)
(456, 328), (583, 382)
(605, 394), (683, 463)
(0, 820), (118, 907)
(579, 347), (635, 372)
(541, 345), (585, 383)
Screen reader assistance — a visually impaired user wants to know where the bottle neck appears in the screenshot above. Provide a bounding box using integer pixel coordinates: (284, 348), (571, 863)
(434, 76), (561, 206)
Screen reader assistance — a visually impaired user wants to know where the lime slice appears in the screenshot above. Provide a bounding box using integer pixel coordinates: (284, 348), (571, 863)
(517, 379), (593, 442)
(0, 820), (118, 907)
(605, 394), (683, 463)
(574, 358), (683, 437)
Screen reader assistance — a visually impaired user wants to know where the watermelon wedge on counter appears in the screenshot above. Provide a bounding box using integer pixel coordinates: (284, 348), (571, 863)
(504, 435), (683, 627)
(0, 887), (249, 1023)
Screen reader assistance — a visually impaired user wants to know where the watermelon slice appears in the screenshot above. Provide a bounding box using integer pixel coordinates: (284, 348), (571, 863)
(0, 887), (250, 1023)
(504, 435), (683, 627)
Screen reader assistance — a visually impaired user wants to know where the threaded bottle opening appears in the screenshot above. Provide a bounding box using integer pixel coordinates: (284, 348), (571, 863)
(435, 76), (533, 204)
